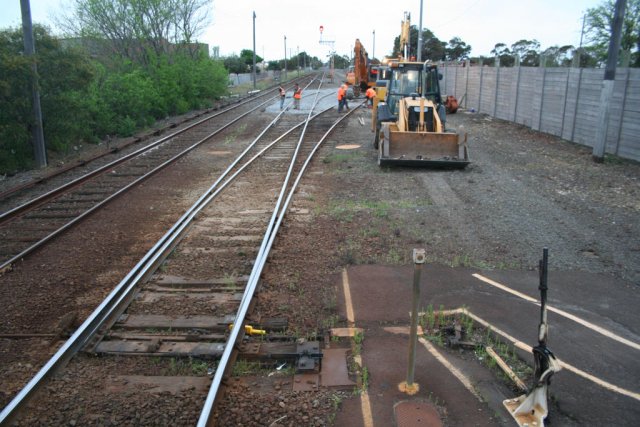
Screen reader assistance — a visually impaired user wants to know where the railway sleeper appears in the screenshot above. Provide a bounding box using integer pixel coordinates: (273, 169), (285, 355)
(152, 274), (250, 289)
(135, 290), (244, 304)
(95, 339), (225, 358)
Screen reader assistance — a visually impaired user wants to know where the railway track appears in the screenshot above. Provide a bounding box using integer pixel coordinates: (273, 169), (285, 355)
(1, 75), (360, 425)
(0, 78), (312, 272)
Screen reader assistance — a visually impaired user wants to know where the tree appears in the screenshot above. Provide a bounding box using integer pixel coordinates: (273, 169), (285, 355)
(223, 54), (247, 75)
(239, 48), (263, 72)
(584, 0), (639, 67)
(511, 39), (540, 66)
(541, 45), (575, 67)
(332, 54), (350, 69)
(0, 25), (96, 172)
(445, 37), (471, 61)
(490, 43), (515, 66)
(267, 60), (281, 71)
(61, 0), (211, 65)
(392, 26), (446, 61)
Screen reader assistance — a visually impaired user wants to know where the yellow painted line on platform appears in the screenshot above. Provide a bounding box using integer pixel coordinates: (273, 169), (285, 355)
(433, 308), (640, 402)
(418, 337), (482, 401)
(342, 268), (373, 427)
(472, 273), (640, 352)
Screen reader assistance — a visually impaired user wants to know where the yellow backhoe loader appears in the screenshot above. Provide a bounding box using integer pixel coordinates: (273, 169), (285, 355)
(371, 14), (470, 168)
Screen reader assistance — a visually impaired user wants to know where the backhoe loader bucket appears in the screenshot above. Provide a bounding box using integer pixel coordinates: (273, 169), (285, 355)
(378, 123), (470, 168)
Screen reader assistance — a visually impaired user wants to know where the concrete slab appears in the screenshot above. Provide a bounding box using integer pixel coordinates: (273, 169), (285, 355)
(335, 264), (640, 426)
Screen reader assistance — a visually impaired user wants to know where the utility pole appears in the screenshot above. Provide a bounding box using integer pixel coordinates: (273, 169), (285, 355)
(417, 0), (424, 62)
(372, 30), (376, 61)
(592, 0), (627, 162)
(20, 0), (46, 168)
(252, 11), (257, 90)
(284, 35), (287, 82)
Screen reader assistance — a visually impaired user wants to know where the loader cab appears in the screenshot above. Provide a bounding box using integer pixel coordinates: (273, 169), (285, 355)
(386, 62), (442, 116)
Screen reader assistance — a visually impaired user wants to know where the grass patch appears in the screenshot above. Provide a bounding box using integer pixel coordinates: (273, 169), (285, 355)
(231, 359), (265, 376)
(224, 123), (247, 145)
(165, 357), (210, 376)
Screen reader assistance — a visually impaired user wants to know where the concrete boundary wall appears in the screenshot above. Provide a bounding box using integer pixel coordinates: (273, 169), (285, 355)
(440, 64), (640, 162)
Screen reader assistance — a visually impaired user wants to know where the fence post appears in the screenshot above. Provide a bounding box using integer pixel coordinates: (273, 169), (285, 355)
(559, 67), (571, 138)
(570, 66), (584, 143)
(493, 57), (500, 117)
(614, 67), (630, 155)
(465, 59), (470, 108)
(454, 63), (458, 97)
(535, 55), (547, 131)
(478, 60), (484, 113)
(513, 56), (521, 123)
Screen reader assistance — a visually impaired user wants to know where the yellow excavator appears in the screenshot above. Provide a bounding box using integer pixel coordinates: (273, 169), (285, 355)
(372, 13), (469, 168)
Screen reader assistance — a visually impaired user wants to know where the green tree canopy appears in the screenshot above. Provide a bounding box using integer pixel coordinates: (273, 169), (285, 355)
(392, 26), (447, 61)
(239, 49), (263, 71)
(223, 54), (247, 74)
(585, 0), (639, 67)
(445, 37), (472, 61)
(511, 39), (541, 66)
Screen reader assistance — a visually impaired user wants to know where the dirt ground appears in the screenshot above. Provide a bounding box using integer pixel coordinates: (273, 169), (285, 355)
(1, 81), (638, 425)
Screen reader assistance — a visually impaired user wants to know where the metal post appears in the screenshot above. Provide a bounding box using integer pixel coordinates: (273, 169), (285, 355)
(372, 30), (375, 61)
(417, 0), (424, 62)
(538, 248), (549, 344)
(20, 0), (46, 168)
(252, 11), (257, 90)
(402, 249), (426, 394)
(593, 0), (627, 162)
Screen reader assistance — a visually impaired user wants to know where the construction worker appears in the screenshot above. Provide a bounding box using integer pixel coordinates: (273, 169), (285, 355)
(278, 85), (286, 110)
(293, 83), (302, 109)
(341, 82), (350, 111)
(337, 84), (345, 113)
(365, 86), (376, 108)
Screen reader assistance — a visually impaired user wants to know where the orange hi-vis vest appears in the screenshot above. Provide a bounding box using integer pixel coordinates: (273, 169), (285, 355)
(294, 88), (302, 99)
(366, 87), (376, 99)
(337, 86), (344, 100)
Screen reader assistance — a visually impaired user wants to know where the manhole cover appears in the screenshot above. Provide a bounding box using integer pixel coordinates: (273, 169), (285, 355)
(394, 400), (442, 427)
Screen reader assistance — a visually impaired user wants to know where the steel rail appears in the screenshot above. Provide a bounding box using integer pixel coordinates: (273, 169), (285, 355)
(0, 81), (329, 425)
(0, 94), (281, 272)
(197, 75), (359, 426)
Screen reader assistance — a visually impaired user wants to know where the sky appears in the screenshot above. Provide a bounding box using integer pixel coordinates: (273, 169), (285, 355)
(1, 0), (604, 61)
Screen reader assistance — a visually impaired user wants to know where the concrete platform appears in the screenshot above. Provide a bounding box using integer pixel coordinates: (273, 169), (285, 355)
(333, 264), (640, 426)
